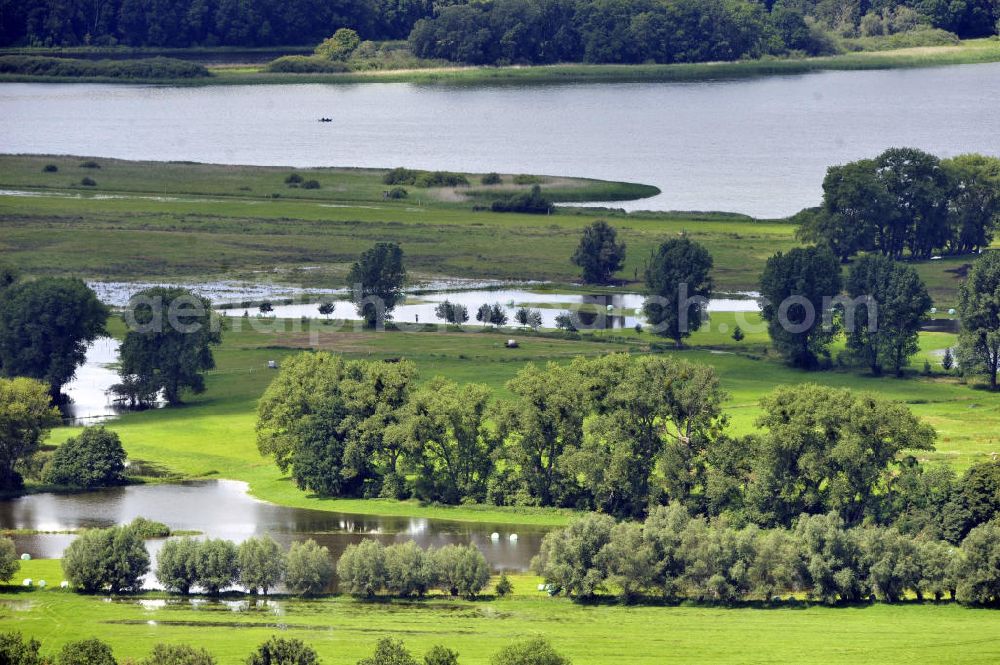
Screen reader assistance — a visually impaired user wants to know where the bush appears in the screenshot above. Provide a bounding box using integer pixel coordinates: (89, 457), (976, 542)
(432, 544), (490, 599)
(337, 539), (386, 597)
(156, 537), (200, 594)
(246, 637), (319, 665)
(495, 572), (513, 598)
(80, 160), (100, 168)
(0, 537), (20, 583)
(285, 173), (303, 185)
(265, 56), (350, 73)
(423, 646), (460, 665)
(128, 516), (170, 538)
(57, 638), (117, 665)
(386, 187), (408, 199)
(63, 525), (149, 593)
(0, 631), (43, 665)
(358, 638), (417, 665)
(481, 172), (503, 185)
(301, 179), (321, 189)
(80, 177), (97, 187)
(382, 168), (469, 187)
(0, 56), (208, 79)
(238, 536), (285, 595)
(385, 541), (433, 596)
(490, 185), (553, 214)
(42, 164), (58, 173)
(286, 539), (334, 595)
(955, 520), (1000, 605)
(490, 638), (571, 665)
(513, 175), (541, 185)
(44, 426), (126, 488)
(195, 538), (239, 595)
(142, 643), (216, 665)
(315, 28), (361, 60)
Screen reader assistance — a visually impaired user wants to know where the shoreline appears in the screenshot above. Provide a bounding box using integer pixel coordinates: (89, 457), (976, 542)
(0, 40), (998, 86)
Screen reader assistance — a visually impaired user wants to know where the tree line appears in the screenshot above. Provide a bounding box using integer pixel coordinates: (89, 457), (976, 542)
(0, 631), (573, 665)
(533, 507), (1000, 605)
(256, 350), (999, 535)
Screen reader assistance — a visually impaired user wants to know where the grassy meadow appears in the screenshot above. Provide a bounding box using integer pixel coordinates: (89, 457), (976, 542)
(2, 563), (999, 665)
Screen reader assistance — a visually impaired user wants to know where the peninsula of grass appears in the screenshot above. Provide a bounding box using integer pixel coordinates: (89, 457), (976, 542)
(1, 39), (998, 85)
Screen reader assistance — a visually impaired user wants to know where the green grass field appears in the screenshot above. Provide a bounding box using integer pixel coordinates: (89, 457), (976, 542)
(2, 565), (999, 665)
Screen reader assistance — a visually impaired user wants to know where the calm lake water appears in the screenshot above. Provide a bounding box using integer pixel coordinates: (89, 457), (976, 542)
(0, 480), (545, 588)
(2, 64), (999, 216)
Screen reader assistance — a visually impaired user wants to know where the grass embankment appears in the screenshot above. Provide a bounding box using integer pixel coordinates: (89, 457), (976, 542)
(1, 564), (998, 665)
(2, 38), (998, 85)
(0, 154), (981, 303)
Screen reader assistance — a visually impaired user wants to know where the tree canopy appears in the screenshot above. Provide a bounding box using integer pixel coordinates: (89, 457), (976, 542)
(572, 220), (626, 284)
(957, 250), (1000, 389)
(643, 236), (713, 346)
(0, 377), (61, 490)
(348, 242), (406, 328)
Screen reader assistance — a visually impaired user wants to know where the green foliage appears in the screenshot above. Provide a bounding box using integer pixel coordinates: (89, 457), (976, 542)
(0, 632), (43, 665)
(316, 28), (362, 61)
(42, 164), (57, 172)
(489, 638), (570, 665)
(385, 541), (433, 596)
(423, 645), (460, 665)
(246, 637), (319, 665)
(57, 638), (117, 665)
(643, 236), (713, 346)
(955, 520), (1000, 605)
(119, 286), (221, 405)
(0, 537), (20, 583)
(731, 325), (744, 342)
(195, 538), (239, 595)
(957, 251), (1000, 389)
(431, 544), (490, 598)
(481, 173), (503, 185)
(128, 516), (170, 538)
(337, 539), (387, 597)
(358, 638), (418, 665)
(494, 572), (513, 598)
(476, 303), (508, 327)
(80, 176), (97, 186)
(512, 175), (541, 185)
(844, 254), (931, 376)
(63, 525), (150, 593)
(348, 242), (407, 327)
(383, 168), (469, 187)
(156, 537), (200, 594)
(265, 56), (350, 74)
(532, 512), (615, 598)
(301, 180), (321, 190)
(80, 160), (100, 169)
(0, 56), (209, 79)
(142, 643), (217, 665)
(285, 173), (303, 184)
(285, 539), (334, 596)
(571, 221), (626, 284)
(490, 185), (553, 214)
(238, 536), (285, 595)
(386, 187), (408, 199)
(433, 301), (469, 325)
(759, 245), (842, 369)
(45, 426), (127, 488)
(0, 277), (108, 394)
(0, 377), (61, 490)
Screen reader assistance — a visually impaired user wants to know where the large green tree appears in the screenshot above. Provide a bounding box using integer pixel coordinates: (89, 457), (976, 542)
(348, 242), (406, 328)
(957, 251), (1000, 389)
(747, 385), (936, 526)
(942, 154), (1000, 254)
(876, 147), (952, 260)
(571, 220), (626, 284)
(0, 277), (108, 397)
(0, 377), (61, 490)
(759, 245), (842, 369)
(45, 426), (127, 488)
(845, 254), (931, 376)
(643, 237), (713, 346)
(119, 286), (221, 405)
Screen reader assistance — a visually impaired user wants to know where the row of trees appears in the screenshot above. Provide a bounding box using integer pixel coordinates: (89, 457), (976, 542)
(409, 0), (837, 65)
(254, 350), (993, 532)
(337, 540), (491, 598)
(0, 632), (573, 665)
(533, 507), (1000, 605)
(797, 149), (1000, 261)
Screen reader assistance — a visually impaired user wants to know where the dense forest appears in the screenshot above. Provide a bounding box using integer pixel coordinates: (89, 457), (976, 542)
(3, 0), (998, 64)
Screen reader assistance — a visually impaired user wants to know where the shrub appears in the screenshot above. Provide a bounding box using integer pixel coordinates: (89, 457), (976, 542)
(315, 28), (361, 61)
(195, 538), (239, 595)
(265, 56), (349, 73)
(128, 517), (170, 538)
(301, 180), (321, 190)
(358, 638), (417, 665)
(63, 525), (149, 593)
(0, 631), (43, 665)
(481, 172), (503, 185)
(80, 177), (97, 187)
(42, 164), (58, 173)
(513, 174), (541, 185)
(238, 535), (285, 595)
(490, 638), (570, 665)
(337, 539), (386, 597)
(423, 646), (460, 665)
(246, 637), (319, 665)
(955, 520), (1000, 605)
(80, 160), (100, 168)
(0, 537), (19, 583)
(156, 537), (200, 594)
(142, 643), (217, 665)
(57, 638), (117, 665)
(44, 426), (126, 488)
(382, 168), (469, 187)
(385, 541), (433, 596)
(285, 173), (303, 185)
(386, 187), (408, 199)
(0, 56), (208, 79)
(490, 185), (553, 214)
(286, 539), (334, 595)
(495, 572), (513, 598)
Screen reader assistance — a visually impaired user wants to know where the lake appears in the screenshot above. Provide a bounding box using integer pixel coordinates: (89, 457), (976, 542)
(1, 63), (999, 216)
(0, 480), (546, 588)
